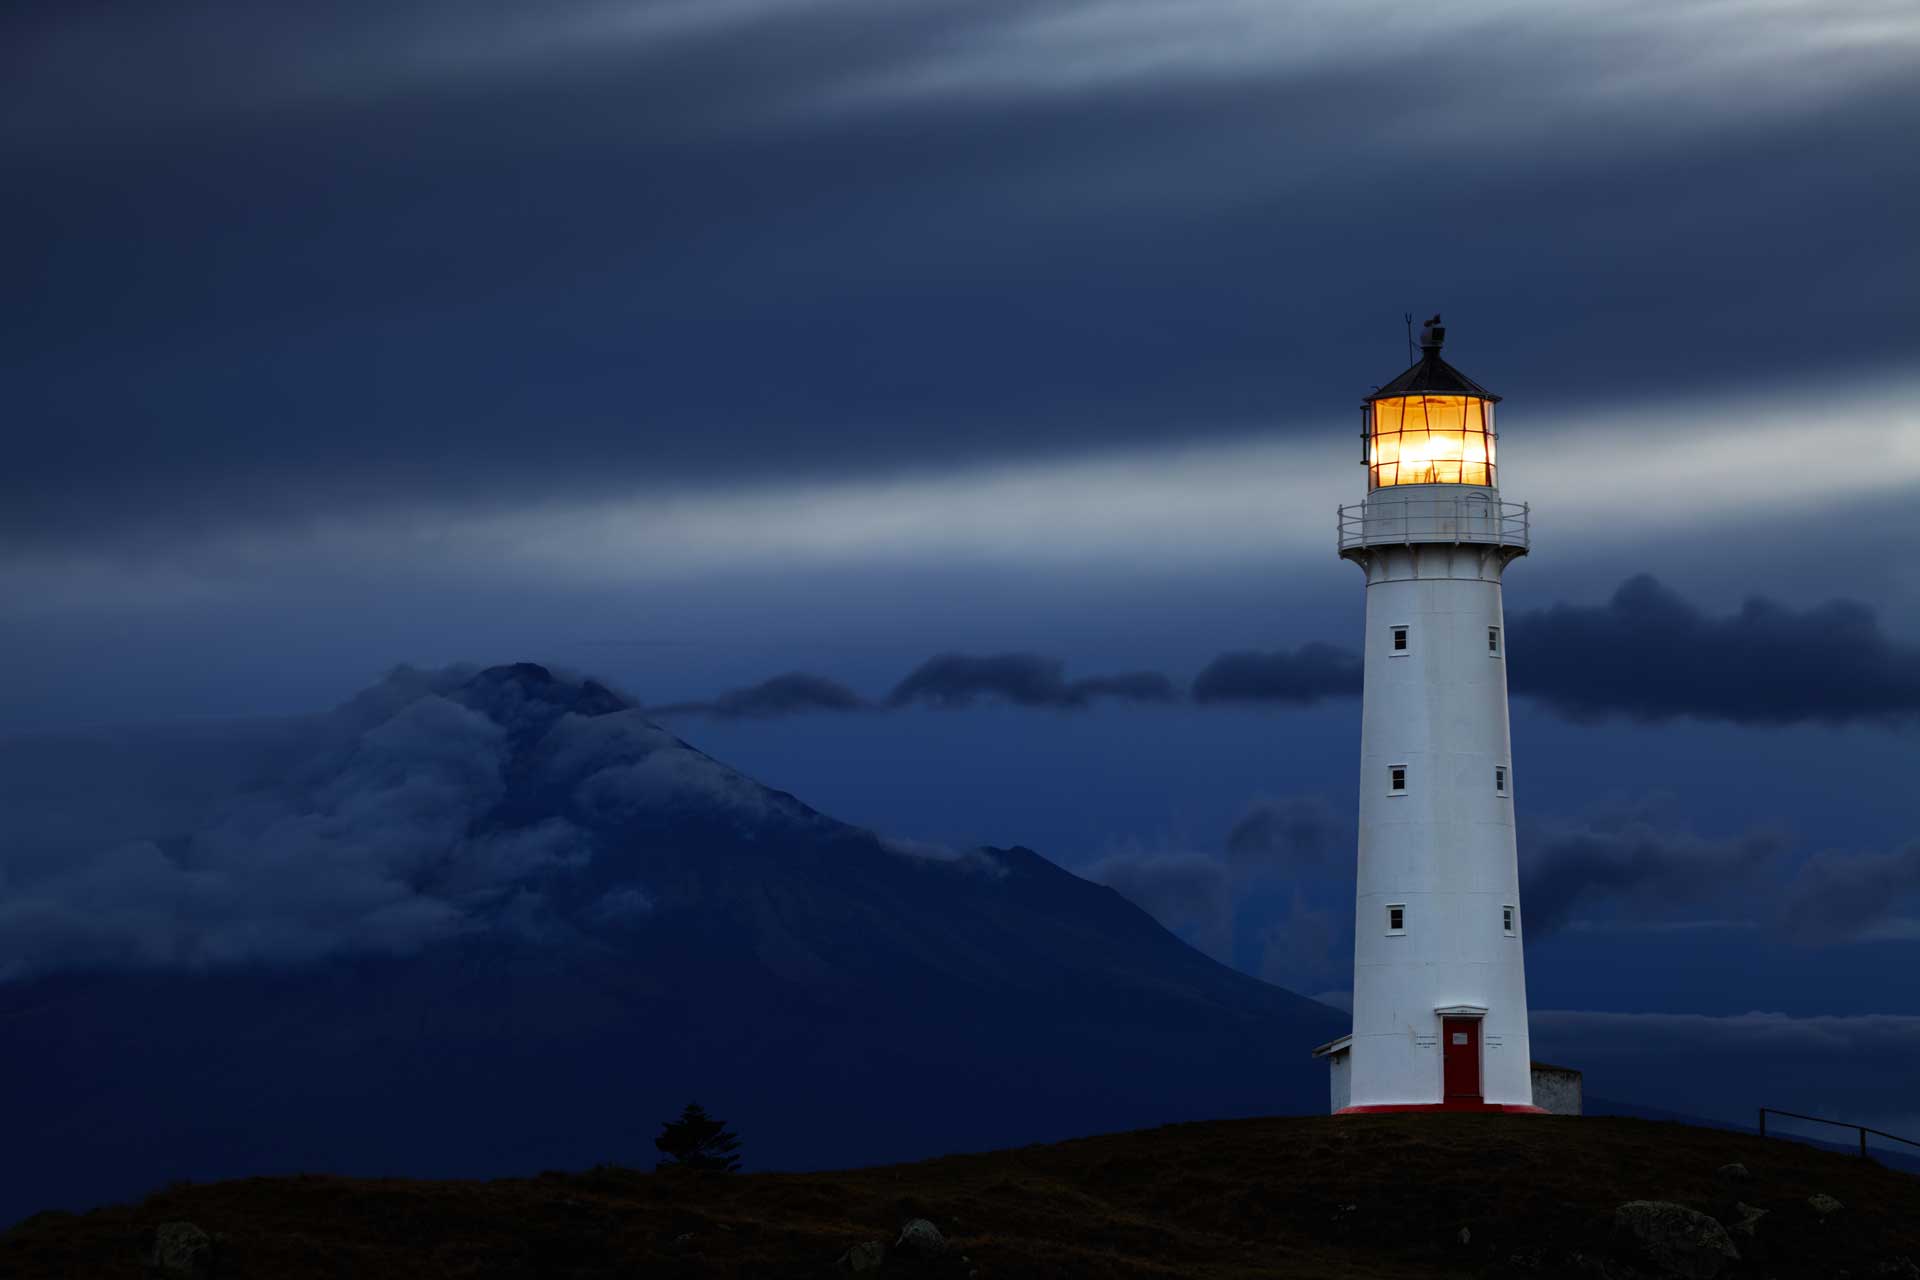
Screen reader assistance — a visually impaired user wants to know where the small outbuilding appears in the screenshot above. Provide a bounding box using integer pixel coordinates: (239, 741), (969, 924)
(1312, 1035), (1353, 1112)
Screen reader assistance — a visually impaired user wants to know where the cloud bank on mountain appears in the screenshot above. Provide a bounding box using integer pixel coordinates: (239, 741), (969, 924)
(0, 665), (770, 981)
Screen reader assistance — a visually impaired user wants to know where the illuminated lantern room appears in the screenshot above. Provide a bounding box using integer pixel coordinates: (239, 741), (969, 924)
(1364, 315), (1500, 490)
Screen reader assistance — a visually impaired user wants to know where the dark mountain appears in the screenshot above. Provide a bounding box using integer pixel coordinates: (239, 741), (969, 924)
(0, 664), (1345, 1226)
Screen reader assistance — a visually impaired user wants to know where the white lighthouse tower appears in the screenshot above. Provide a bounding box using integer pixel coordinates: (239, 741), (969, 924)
(1313, 316), (1544, 1114)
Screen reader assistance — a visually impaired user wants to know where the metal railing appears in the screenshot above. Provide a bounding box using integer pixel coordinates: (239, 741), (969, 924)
(1337, 496), (1530, 552)
(1758, 1107), (1920, 1160)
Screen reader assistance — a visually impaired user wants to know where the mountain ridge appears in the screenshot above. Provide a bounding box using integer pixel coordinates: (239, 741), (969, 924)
(0, 662), (1346, 1226)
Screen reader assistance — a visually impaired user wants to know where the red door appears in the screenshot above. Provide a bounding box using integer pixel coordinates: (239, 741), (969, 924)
(1442, 1018), (1481, 1101)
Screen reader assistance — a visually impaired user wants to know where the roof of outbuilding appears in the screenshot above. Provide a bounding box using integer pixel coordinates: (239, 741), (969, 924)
(1366, 347), (1502, 403)
(1311, 1034), (1353, 1059)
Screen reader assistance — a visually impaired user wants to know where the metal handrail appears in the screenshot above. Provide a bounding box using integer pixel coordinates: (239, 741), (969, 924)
(1758, 1107), (1920, 1159)
(1336, 496), (1530, 551)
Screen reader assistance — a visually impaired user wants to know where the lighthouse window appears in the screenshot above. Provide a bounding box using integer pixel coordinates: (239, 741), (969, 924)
(1503, 905), (1516, 935)
(1367, 395), (1497, 489)
(1494, 766), (1507, 794)
(1488, 627), (1501, 656)
(1389, 765), (1407, 794)
(1391, 625), (1409, 653)
(1387, 904), (1406, 934)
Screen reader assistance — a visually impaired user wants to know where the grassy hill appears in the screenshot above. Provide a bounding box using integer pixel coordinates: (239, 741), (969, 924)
(5, 1114), (1916, 1278)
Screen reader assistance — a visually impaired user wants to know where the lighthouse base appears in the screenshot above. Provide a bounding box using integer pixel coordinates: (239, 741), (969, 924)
(1336, 1102), (1547, 1115)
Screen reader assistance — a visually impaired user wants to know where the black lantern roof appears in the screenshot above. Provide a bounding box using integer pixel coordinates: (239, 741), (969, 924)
(1365, 314), (1502, 404)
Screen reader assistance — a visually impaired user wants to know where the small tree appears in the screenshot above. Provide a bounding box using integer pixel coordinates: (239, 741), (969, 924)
(654, 1101), (742, 1173)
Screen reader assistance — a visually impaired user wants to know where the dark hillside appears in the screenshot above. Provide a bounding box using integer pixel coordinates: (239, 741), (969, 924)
(5, 1114), (1916, 1278)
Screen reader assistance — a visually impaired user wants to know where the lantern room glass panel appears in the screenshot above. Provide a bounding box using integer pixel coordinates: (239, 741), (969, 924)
(1366, 395), (1497, 489)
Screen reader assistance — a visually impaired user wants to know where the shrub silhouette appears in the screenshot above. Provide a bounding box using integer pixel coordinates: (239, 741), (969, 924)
(654, 1102), (743, 1173)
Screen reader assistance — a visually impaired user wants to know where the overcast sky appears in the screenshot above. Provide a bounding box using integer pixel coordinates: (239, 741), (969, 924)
(4, 0), (1918, 1136)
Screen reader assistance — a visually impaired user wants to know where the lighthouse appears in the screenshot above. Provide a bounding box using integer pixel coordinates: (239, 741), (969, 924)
(1312, 316), (1544, 1114)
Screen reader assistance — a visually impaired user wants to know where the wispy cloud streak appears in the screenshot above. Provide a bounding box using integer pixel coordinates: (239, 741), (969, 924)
(8, 379), (1914, 610)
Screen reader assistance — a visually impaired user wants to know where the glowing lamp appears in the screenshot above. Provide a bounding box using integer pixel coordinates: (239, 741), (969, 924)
(1362, 315), (1500, 489)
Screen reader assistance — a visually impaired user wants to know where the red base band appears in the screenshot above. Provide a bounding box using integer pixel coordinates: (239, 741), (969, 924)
(1336, 1102), (1549, 1115)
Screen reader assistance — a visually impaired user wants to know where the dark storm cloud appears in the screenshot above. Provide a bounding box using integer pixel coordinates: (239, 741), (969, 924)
(648, 653), (1181, 719)
(622, 575), (1920, 723)
(1067, 672), (1183, 703)
(1254, 895), (1343, 995)
(1225, 796), (1342, 869)
(1084, 851), (1236, 959)
(1520, 810), (1920, 945)
(1506, 575), (1920, 725)
(1190, 644), (1364, 705)
(1086, 850), (1348, 988)
(650, 672), (870, 718)
(3, 0), (1917, 554)
(1519, 815), (1787, 937)
(1192, 577), (1920, 725)
(1085, 795), (1348, 968)
(886, 653), (1176, 709)
(1781, 842), (1920, 945)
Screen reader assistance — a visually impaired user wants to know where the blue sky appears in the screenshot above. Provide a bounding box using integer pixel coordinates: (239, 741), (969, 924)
(3, 0), (1918, 1140)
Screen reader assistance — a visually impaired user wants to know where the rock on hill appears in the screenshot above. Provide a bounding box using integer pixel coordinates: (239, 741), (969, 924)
(0, 664), (1345, 1226)
(4, 1114), (1917, 1278)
